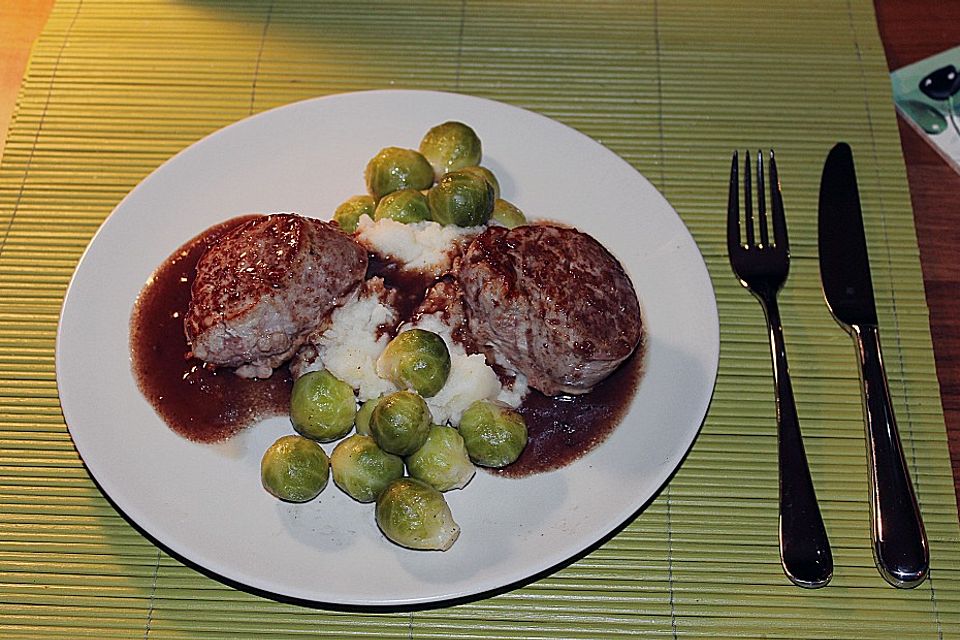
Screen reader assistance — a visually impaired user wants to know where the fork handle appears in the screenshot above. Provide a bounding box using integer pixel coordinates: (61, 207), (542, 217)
(762, 296), (833, 588)
(852, 324), (929, 588)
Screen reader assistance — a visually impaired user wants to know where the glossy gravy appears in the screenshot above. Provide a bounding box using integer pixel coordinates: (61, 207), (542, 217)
(129, 216), (643, 476)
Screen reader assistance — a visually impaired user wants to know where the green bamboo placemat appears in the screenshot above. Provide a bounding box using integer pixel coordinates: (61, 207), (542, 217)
(2, 0), (959, 637)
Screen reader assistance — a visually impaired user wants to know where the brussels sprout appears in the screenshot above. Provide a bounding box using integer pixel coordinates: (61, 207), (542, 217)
(458, 400), (528, 467)
(290, 370), (357, 442)
(333, 195), (375, 233)
(491, 198), (526, 229)
(370, 390), (432, 456)
(427, 169), (495, 227)
(459, 165), (500, 199)
(330, 434), (404, 502)
(406, 425), (476, 491)
(261, 435), (330, 502)
(376, 478), (460, 550)
(355, 396), (383, 436)
(377, 329), (451, 398)
(373, 188), (432, 224)
(364, 147), (434, 200)
(419, 121), (482, 181)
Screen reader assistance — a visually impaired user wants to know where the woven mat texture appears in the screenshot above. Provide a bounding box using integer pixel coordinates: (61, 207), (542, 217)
(1, 1), (958, 638)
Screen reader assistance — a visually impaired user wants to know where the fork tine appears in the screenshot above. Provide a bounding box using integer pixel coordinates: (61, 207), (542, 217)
(756, 150), (770, 247)
(727, 151), (740, 251)
(769, 150), (789, 250)
(743, 150), (755, 247)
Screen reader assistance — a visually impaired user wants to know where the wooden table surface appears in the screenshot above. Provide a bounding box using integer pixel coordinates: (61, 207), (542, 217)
(0, 1), (53, 160)
(1, 1), (958, 513)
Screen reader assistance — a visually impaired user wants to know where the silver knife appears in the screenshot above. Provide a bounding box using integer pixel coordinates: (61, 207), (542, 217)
(818, 142), (929, 588)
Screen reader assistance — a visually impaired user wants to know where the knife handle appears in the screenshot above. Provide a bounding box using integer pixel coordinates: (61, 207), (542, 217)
(853, 324), (929, 588)
(763, 298), (833, 588)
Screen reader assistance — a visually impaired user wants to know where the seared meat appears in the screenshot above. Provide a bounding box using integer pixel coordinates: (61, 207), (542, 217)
(458, 224), (641, 395)
(412, 277), (468, 335)
(185, 213), (367, 378)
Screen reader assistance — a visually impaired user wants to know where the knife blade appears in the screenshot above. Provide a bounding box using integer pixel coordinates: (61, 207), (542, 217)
(818, 142), (929, 588)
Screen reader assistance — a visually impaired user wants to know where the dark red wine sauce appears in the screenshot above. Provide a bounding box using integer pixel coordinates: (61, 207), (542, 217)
(129, 215), (292, 443)
(131, 217), (644, 475)
(498, 343), (645, 478)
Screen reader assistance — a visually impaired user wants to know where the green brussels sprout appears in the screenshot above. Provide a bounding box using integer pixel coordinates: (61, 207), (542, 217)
(370, 390), (432, 456)
(333, 195), (375, 233)
(458, 400), (528, 468)
(375, 478), (460, 550)
(406, 425), (476, 491)
(377, 329), (451, 398)
(491, 198), (526, 229)
(364, 147), (434, 200)
(261, 435), (330, 502)
(330, 434), (404, 502)
(459, 165), (500, 199)
(418, 121), (482, 181)
(290, 370), (357, 442)
(355, 396), (383, 436)
(427, 169), (495, 227)
(373, 188), (432, 224)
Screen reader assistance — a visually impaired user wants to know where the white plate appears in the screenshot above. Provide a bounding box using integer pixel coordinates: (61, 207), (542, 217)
(57, 90), (719, 607)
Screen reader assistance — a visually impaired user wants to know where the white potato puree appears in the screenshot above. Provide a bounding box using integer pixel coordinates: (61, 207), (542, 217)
(295, 217), (526, 425)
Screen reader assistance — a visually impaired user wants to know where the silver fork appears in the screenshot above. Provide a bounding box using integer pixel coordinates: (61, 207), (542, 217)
(727, 150), (833, 588)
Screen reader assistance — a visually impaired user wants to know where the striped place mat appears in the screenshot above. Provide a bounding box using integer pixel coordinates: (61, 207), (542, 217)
(1, 0), (958, 638)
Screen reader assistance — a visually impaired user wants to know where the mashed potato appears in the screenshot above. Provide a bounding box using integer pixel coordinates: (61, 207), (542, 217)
(296, 282), (398, 402)
(355, 215), (482, 276)
(295, 220), (529, 424)
(406, 314), (520, 426)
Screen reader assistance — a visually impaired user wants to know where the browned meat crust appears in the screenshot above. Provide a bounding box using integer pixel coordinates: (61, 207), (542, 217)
(458, 224), (641, 395)
(185, 213), (367, 378)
